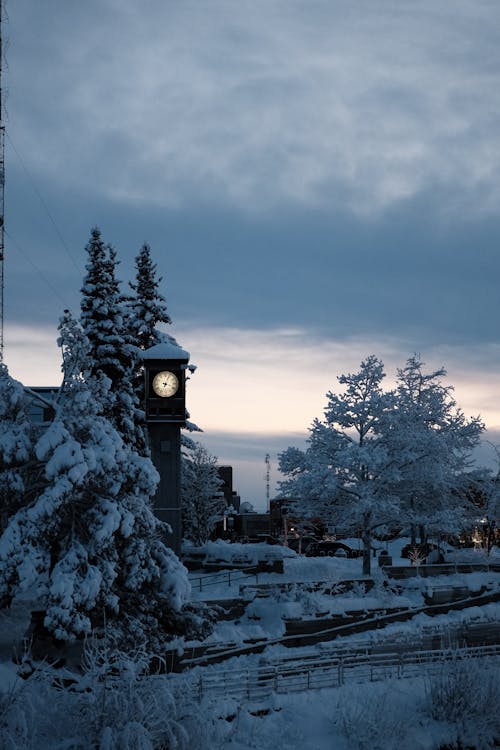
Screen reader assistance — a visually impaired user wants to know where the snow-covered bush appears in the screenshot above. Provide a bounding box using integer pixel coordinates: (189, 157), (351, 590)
(0, 642), (190, 750)
(425, 653), (500, 749)
(336, 683), (415, 750)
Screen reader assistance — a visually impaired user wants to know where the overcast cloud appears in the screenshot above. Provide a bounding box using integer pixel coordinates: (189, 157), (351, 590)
(4, 1), (500, 505)
(9, 1), (500, 214)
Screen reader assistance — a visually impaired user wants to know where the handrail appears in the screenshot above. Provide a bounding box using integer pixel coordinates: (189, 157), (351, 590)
(188, 567), (260, 592)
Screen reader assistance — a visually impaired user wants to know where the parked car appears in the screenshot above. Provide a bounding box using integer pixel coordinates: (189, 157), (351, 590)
(305, 541), (360, 558)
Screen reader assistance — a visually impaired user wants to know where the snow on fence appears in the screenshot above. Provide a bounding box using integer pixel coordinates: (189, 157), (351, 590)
(187, 561), (500, 591)
(384, 562), (500, 579)
(186, 644), (500, 702)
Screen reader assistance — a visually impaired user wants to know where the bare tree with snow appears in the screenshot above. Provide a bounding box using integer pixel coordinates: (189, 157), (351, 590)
(280, 356), (401, 574)
(181, 443), (225, 546)
(279, 354), (484, 575)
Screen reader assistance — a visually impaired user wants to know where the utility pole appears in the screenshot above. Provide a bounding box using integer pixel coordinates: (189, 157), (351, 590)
(265, 453), (271, 511)
(0, 0), (5, 362)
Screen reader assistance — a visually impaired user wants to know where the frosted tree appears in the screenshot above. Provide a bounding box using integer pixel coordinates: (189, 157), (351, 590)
(391, 354), (484, 543)
(0, 313), (194, 648)
(0, 365), (36, 532)
(279, 354), (485, 573)
(279, 356), (401, 575)
(181, 443), (225, 545)
(80, 227), (145, 453)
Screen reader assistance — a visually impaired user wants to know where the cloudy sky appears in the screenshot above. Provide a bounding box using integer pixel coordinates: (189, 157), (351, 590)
(4, 1), (500, 508)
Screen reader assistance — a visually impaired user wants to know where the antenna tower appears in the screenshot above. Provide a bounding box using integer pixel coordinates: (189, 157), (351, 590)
(265, 453), (271, 510)
(0, 0), (5, 362)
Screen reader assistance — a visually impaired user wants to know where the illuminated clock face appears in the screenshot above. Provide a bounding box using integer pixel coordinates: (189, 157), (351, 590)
(152, 371), (179, 398)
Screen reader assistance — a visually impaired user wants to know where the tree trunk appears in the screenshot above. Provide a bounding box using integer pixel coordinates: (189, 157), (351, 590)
(418, 524), (427, 546)
(410, 523), (417, 547)
(362, 523), (371, 576)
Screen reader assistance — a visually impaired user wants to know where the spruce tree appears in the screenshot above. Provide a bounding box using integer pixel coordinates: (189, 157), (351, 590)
(0, 364), (37, 532)
(80, 228), (145, 453)
(127, 243), (171, 352)
(125, 242), (173, 411)
(0, 313), (193, 648)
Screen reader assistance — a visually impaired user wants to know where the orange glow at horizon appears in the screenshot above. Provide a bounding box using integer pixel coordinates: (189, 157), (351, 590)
(5, 323), (500, 437)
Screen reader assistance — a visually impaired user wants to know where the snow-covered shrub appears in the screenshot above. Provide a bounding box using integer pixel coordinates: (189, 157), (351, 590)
(0, 672), (34, 750)
(181, 694), (300, 750)
(336, 683), (415, 750)
(295, 588), (330, 616)
(69, 642), (188, 750)
(425, 653), (500, 749)
(0, 642), (190, 750)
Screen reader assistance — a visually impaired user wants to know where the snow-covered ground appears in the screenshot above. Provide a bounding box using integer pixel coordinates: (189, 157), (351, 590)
(1, 538), (500, 749)
(178, 539), (500, 749)
(186, 538), (500, 643)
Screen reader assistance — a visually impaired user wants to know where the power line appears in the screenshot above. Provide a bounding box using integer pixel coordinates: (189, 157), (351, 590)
(4, 228), (72, 309)
(265, 453), (271, 510)
(6, 132), (81, 273)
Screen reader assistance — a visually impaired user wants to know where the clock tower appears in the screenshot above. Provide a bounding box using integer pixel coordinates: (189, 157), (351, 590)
(142, 339), (191, 554)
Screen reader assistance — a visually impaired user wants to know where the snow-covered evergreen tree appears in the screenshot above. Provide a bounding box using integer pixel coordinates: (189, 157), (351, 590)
(0, 365), (36, 532)
(80, 228), (146, 453)
(0, 313), (194, 648)
(181, 444), (225, 545)
(124, 242), (173, 412)
(127, 243), (171, 351)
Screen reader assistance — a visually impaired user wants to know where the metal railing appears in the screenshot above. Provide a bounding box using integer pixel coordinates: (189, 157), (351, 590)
(188, 568), (261, 592)
(186, 643), (500, 702)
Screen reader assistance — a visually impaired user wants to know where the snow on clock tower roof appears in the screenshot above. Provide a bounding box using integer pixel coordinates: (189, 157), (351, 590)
(141, 338), (190, 362)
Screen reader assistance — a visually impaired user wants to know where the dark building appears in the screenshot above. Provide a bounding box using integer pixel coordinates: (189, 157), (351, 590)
(25, 386), (58, 425)
(217, 465), (241, 511)
(236, 511), (270, 539)
(270, 497), (295, 537)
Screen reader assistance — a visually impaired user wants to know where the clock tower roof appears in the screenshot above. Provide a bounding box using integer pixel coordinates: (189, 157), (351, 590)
(142, 338), (190, 362)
